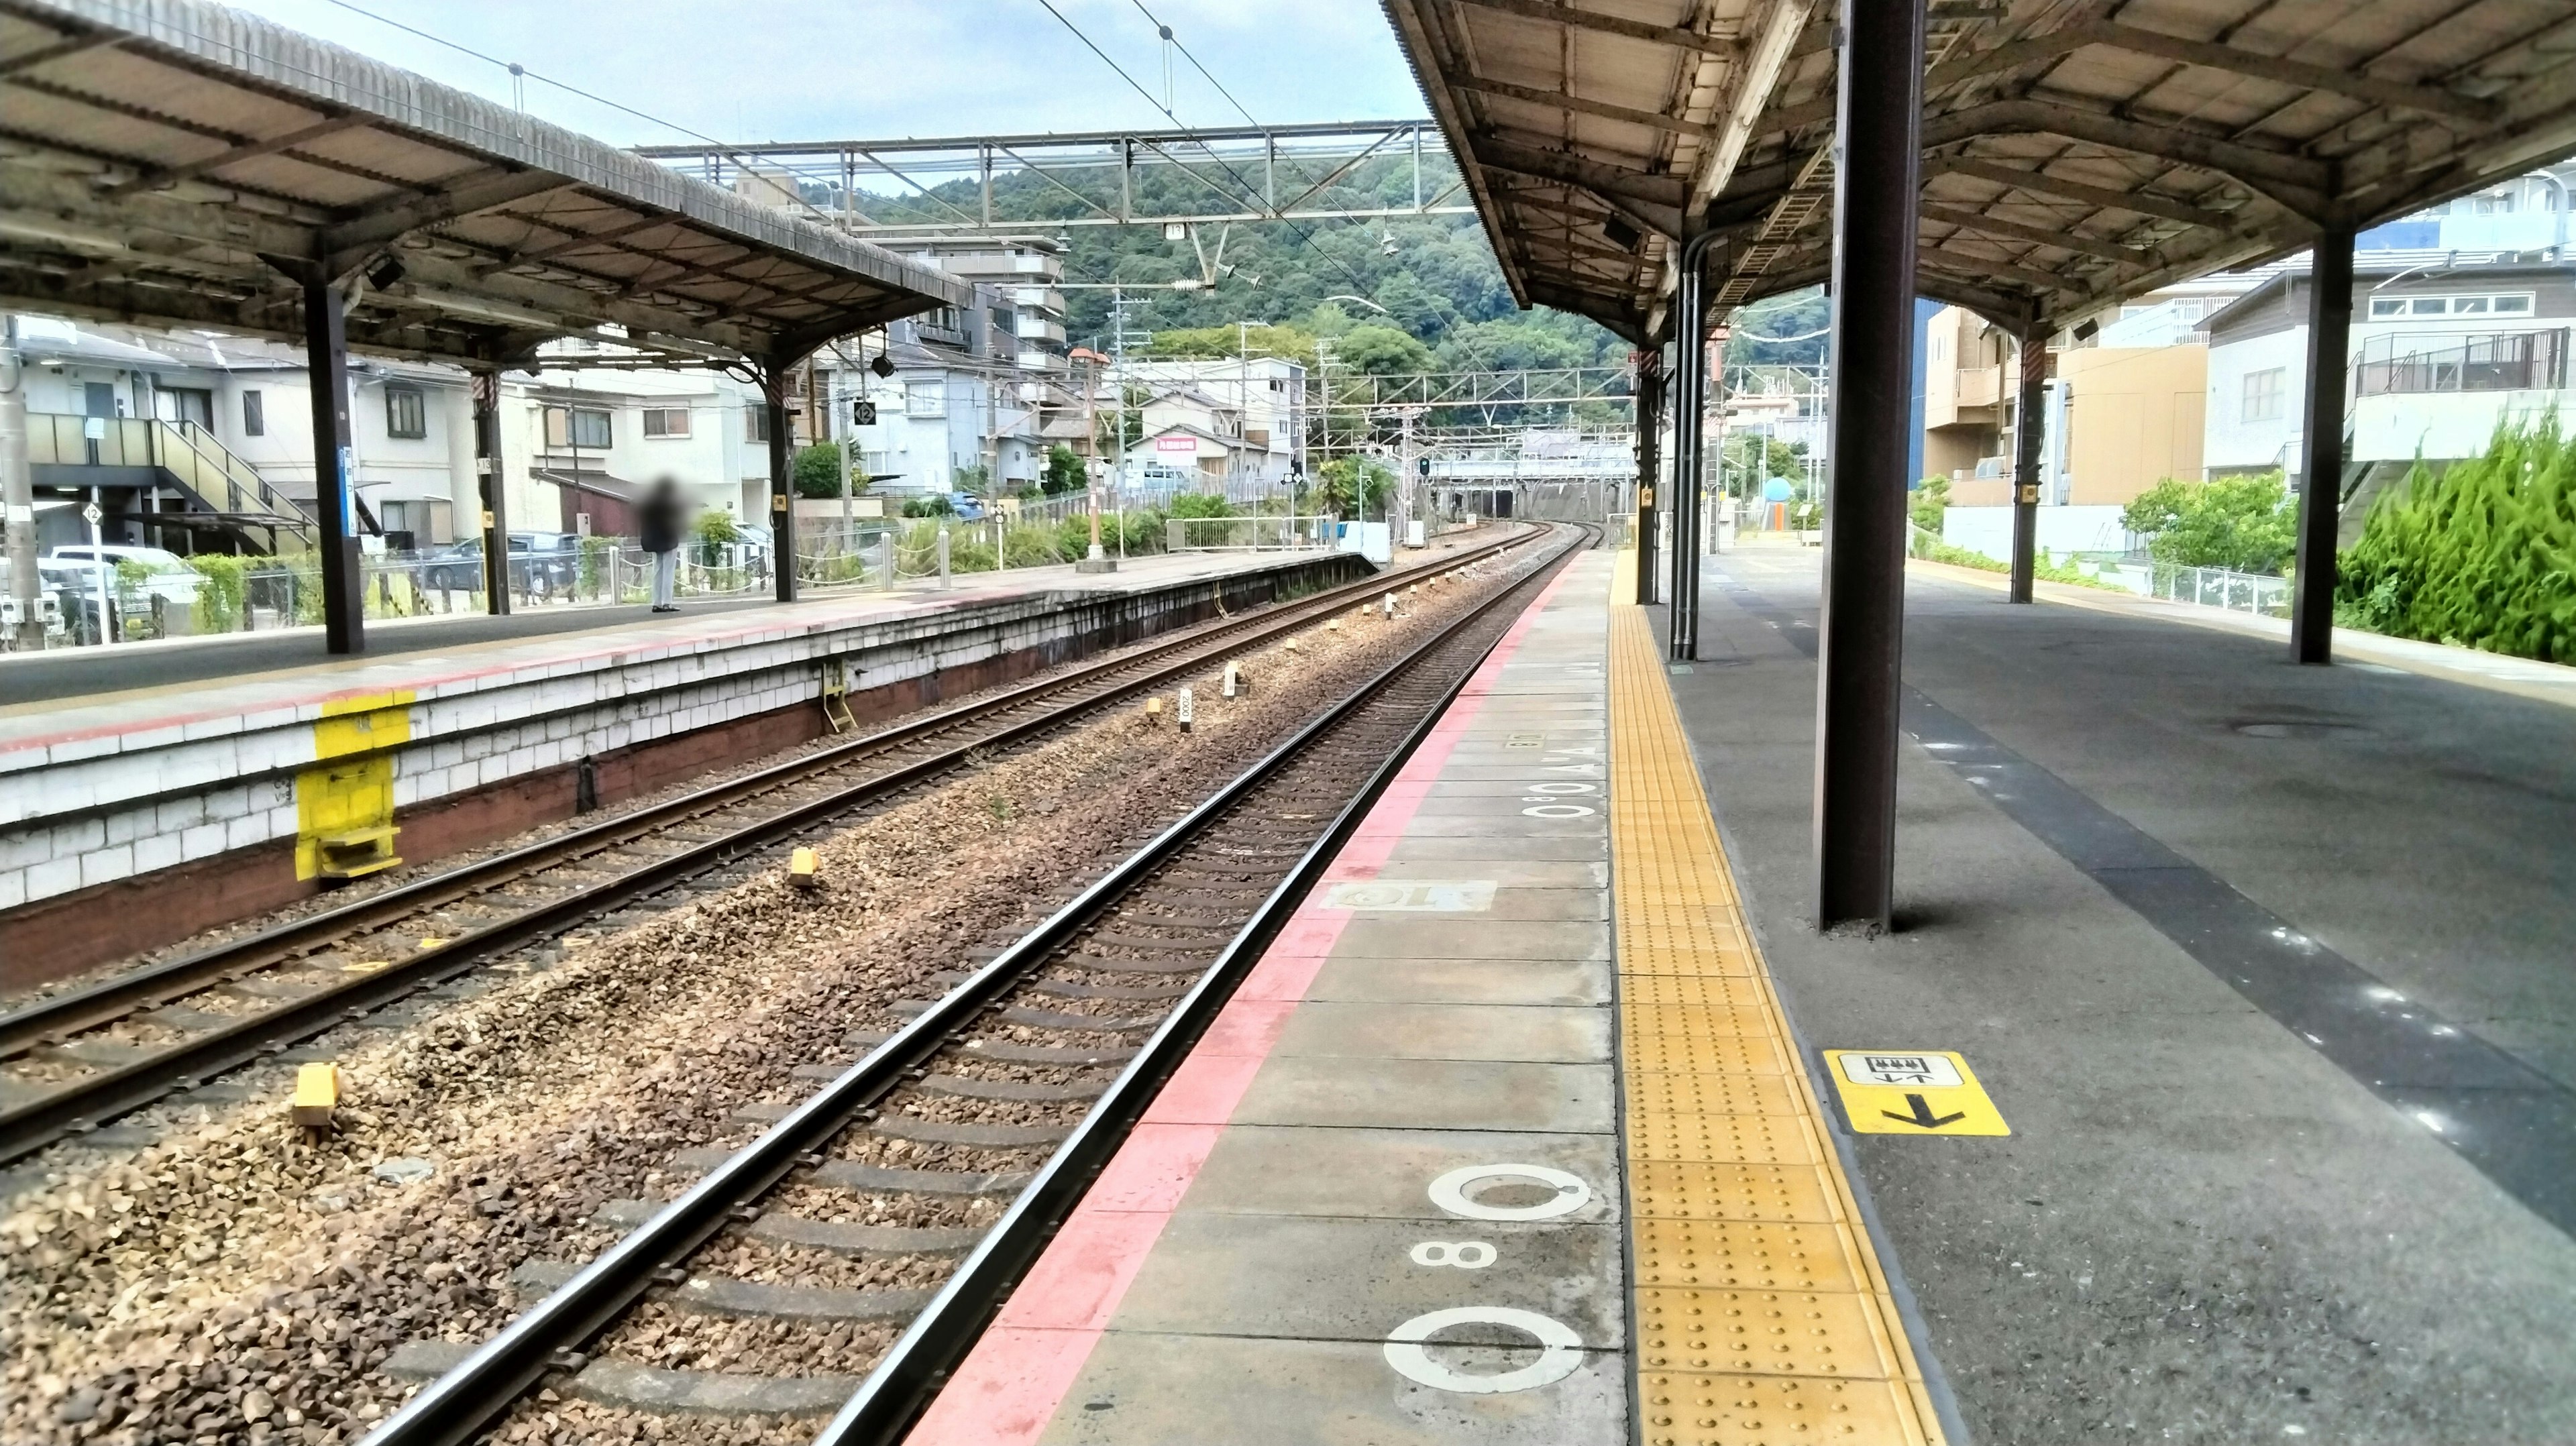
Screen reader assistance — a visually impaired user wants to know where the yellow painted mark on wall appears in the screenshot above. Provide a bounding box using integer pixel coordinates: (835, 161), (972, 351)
(294, 690), (414, 880)
(1825, 1050), (2010, 1136)
(1610, 603), (1946, 1446)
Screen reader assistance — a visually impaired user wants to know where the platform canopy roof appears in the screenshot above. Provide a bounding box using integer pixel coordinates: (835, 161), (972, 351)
(1384, 0), (2576, 341)
(0, 0), (975, 368)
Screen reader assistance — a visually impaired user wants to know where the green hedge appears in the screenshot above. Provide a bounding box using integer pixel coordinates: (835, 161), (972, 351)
(2336, 410), (2576, 661)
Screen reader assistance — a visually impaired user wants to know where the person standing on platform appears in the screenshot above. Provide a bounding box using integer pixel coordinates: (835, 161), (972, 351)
(639, 476), (688, 614)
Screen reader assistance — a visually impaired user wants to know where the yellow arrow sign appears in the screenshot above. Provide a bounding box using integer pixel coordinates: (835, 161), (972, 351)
(1824, 1049), (2010, 1136)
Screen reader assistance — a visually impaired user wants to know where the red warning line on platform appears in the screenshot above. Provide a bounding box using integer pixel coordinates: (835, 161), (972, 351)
(907, 560), (1582, 1445)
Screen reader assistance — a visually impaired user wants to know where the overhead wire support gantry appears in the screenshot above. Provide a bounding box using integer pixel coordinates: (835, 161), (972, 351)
(633, 121), (1479, 238)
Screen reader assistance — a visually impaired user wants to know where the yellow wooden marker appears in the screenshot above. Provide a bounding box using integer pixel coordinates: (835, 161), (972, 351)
(788, 847), (821, 889)
(290, 1062), (341, 1133)
(1145, 696), (1165, 722)
(1824, 1049), (2010, 1135)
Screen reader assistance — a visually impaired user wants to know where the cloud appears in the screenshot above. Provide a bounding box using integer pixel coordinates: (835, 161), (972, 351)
(211, 0), (1426, 146)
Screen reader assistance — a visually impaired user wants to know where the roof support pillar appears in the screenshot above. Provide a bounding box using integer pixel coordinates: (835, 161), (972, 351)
(470, 369), (511, 616)
(1633, 354), (1663, 603)
(301, 275), (364, 655)
(1667, 234), (1717, 660)
(2291, 225), (2353, 665)
(1814, 0), (1924, 934)
(763, 358), (798, 604)
(2008, 326), (2048, 604)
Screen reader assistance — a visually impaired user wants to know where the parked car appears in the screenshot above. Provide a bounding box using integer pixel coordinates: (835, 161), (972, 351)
(417, 532), (581, 594)
(45, 543), (205, 611)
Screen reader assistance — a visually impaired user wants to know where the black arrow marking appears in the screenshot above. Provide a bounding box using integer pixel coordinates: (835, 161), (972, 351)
(1881, 1093), (1967, 1129)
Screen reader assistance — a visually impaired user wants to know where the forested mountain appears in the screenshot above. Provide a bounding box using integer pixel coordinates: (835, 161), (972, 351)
(826, 150), (1829, 380)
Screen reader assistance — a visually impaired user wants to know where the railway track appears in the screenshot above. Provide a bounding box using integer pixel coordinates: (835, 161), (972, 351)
(0, 529), (1540, 1168)
(361, 522), (1593, 1446)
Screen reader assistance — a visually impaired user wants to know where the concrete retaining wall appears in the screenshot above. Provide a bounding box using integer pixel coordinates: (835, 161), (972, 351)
(0, 554), (1366, 986)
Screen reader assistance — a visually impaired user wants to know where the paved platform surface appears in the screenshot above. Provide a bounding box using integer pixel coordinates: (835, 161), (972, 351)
(912, 549), (1639, 1445)
(1677, 547), (2576, 1444)
(907, 548), (1960, 1446)
(0, 545), (1379, 728)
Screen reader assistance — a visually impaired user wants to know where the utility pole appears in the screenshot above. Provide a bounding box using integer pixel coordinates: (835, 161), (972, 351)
(2, 314), (39, 649)
(1397, 406), (1416, 549)
(1079, 351), (1113, 573)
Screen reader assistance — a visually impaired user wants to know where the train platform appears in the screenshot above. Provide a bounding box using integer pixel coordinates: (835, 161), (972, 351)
(0, 540), (1471, 988)
(900, 540), (2576, 1445)
(908, 545), (1957, 1446)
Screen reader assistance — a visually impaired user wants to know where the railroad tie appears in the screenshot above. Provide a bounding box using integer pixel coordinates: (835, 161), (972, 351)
(865, 1115), (1073, 1147)
(961, 1039), (1138, 1066)
(920, 1073), (1107, 1103)
(590, 1199), (988, 1258)
(891, 999), (1159, 1032)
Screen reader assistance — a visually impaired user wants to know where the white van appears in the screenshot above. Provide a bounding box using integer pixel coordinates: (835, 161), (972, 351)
(44, 544), (206, 610)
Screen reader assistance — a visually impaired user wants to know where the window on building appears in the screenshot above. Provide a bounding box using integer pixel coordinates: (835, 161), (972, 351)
(545, 406), (612, 448)
(2242, 368), (2286, 423)
(743, 405), (771, 443)
(905, 381), (946, 417)
(386, 385), (427, 439)
(241, 390), (264, 437)
(643, 406), (691, 438)
(2370, 292), (2537, 319)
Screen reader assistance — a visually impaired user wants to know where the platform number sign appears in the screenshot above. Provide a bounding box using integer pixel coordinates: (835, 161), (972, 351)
(1381, 1164), (1592, 1396)
(851, 399), (878, 426)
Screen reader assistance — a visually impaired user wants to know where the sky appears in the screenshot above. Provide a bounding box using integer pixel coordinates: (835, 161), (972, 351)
(213, 0), (1432, 148)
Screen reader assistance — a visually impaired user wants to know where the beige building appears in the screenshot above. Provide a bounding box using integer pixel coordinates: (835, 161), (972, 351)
(1917, 305), (2206, 507)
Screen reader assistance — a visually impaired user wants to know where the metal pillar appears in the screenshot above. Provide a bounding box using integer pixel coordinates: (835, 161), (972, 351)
(2290, 225), (2355, 665)
(1668, 231), (1719, 661)
(1633, 358), (1663, 603)
(471, 369), (511, 616)
(2007, 327), (2047, 604)
(302, 276), (364, 654)
(2, 314), (38, 650)
(1813, 0), (1925, 934)
(764, 358), (797, 604)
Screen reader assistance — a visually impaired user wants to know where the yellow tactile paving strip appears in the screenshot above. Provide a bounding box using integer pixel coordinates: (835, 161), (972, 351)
(1609, 596), (1945, 1446)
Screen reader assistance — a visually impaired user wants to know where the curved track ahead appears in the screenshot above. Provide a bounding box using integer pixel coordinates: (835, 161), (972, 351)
(365, 523), (1596, 1446)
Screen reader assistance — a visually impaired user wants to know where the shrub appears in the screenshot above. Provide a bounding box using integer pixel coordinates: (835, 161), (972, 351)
(1167, 492), (1233, 519)
(2120, 473), (2298, 573)
(793, 443), (855, 499)
(190, 553), (250, 632)
(1910, 475), (1951, 534)
(901, 494), (956, 518)
(2335, 409), (2576, 661)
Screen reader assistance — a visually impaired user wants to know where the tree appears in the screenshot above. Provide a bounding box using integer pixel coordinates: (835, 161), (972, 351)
(1720, 434), (1809, 498)
(792, 442), (853, 498)
(2337, 411), (2576, 661)
(952, 461), (993, 498)
(1911, 475), (1951, 534)
(1042, 444), (1086, 496)
(1336, 323), (1435, 376)
(2121, 474), (2298, 573)
(1316, 455), (1394, 516)
(1168, 492), (1232, 518)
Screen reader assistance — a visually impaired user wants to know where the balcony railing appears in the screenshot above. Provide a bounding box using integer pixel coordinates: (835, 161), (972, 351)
(2353, 329), (2570, 396)
(28, 413), (312, 537)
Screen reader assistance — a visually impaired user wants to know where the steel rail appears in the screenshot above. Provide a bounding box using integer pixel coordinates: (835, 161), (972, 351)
(0, 533), (1535, 1166)
(360, 523), (1591, 1446)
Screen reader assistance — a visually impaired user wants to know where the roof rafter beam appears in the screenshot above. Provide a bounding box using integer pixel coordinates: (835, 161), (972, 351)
(2094, 21), (2500, 126)
(1452, 0), (1734, 53)
(1920, 100), (2331, 218)
(1468, 135), (1685, 233)
(1919, 200), (2153, 266)
(318, 170), (576, 275)
(1931, 152), (2237, 231)
(0, 30), (121, 78)
(104, 115), (367, 197)
(1915, 242), (2080, 296)
(1456, 74), (1716, 137)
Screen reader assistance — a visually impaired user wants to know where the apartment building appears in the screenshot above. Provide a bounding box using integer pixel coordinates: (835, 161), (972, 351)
(10, 314), (773, 555)
(822, 237), (1075, 498)
(1917, 302), (2206, 509)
